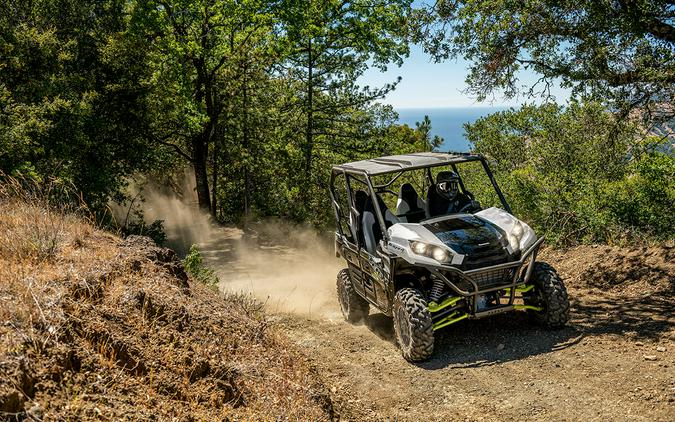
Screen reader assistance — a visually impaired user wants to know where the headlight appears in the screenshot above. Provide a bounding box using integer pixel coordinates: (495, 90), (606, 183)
(411, 241), (428, 255)
(432, 247), (448, 262)
(507, 234), (520, 251)
(512, 221), (524, 239)
(409, 241), (451, 263)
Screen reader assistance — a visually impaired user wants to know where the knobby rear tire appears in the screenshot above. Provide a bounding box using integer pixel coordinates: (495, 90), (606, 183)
(336, 269), (369, 323)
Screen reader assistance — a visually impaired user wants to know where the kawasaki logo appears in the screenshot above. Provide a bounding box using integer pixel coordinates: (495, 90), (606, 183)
(388, 242), (404, 252)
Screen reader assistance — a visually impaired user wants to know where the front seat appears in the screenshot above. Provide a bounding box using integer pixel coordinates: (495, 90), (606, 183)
(426, 171), (459, 218)
(362, 194), (398, 255)
(396, 183), (426, 223)
(350, 190), (369, 246)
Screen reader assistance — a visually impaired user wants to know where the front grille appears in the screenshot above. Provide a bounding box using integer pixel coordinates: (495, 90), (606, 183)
(465, 267), (515, 291)
(442, 266), (518, 294)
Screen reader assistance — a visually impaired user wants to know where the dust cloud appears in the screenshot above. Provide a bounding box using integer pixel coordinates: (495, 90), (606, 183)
(119, 174), (343, 318)
(206, 221), (343, 318)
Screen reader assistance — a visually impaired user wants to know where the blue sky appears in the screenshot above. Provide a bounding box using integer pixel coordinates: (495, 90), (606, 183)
(359, 43), (571, 109)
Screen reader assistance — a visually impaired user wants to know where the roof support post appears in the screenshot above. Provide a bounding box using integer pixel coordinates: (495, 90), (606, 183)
(480, 157), (512, 214)
(365, 174), (388, 243)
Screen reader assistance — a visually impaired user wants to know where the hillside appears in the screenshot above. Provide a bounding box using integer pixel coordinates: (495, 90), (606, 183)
(0, 198), (332, 420)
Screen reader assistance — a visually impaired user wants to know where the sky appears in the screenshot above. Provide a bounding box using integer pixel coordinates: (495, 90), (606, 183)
(359, 43), (571, 109)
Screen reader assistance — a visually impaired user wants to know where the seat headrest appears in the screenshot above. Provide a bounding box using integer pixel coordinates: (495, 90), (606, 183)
(353, 190), (368, 213)
(399, 183), (419, 202)
(364, 193), (388, 213)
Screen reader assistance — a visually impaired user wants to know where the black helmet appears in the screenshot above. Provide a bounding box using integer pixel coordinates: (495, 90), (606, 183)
(435, 171), (459, 200)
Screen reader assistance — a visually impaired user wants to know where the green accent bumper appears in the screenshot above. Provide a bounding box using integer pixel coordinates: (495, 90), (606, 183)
(428, 284), (542, 332)
(504, 284), (535, 295)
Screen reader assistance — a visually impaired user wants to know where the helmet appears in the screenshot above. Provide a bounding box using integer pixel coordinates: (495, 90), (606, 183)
(435, 171), (459, 200)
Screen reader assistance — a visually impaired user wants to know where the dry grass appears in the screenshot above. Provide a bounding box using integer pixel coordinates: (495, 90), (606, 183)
(0, 178), (333, 421)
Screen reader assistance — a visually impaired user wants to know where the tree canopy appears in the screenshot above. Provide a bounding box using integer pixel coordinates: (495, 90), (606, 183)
(1, 0), (672, 245)
(417, 1), (675, 119)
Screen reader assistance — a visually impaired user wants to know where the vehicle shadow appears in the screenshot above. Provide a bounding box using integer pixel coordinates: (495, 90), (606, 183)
(364, 313), (397, 344)
(419, 313), (584, 370)
(571, 291), (674, 340)
(364, 290), (674, 370)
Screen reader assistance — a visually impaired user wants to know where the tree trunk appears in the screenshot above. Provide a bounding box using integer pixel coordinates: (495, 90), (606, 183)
(242, 69), (252, 220)
(210, 137), (218, 217)
(192, 135), (211, 211)
(305, 38), (313, 178)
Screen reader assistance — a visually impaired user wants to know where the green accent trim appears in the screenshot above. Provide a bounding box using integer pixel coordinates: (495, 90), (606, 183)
(514, 304), (543, 312)
(504, 284), (535, 296)
(428, 296), (462, 313)
(432, 312), (469, 331)
(517, 284), (535, 293)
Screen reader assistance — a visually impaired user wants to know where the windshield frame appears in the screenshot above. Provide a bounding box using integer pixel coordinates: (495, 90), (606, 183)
(330, 154), (511, 244)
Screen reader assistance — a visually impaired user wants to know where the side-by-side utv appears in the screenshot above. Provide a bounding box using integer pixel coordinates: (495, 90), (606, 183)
(329, 152), (569, 361)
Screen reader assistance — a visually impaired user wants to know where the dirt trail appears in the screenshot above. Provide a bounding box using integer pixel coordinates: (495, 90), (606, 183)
(204, 227), (675, 421)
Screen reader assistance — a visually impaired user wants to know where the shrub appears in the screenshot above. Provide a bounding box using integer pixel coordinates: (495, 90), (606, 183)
(464, 102), (675, 245)
(183, 244), (219, 286)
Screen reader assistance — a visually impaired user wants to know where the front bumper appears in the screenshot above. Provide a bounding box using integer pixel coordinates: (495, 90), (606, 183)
(429, 237), (545, 317)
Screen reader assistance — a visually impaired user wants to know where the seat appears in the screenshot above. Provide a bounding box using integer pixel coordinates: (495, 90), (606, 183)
(426, 178), (451, 219)
(350, 190), (369, 246)
(362, 194), (398, 255)
(396, 183), (426, 223)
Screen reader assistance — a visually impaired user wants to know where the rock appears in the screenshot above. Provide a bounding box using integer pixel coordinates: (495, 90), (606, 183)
(656, 346), (666, 352)
(643, 355), (658, 361)
(26, 402), (43, 420)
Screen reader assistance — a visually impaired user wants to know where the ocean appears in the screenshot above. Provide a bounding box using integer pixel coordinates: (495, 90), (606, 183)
(396, 107), (509, 152)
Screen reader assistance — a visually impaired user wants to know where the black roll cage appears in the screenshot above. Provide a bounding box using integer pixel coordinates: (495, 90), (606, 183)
(329, 153), (511, 245)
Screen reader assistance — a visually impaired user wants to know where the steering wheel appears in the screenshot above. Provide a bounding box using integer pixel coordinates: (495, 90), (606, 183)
(458, 200), (482, 213)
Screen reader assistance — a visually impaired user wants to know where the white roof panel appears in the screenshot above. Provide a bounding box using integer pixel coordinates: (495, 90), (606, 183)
(334, 152), (480, 175)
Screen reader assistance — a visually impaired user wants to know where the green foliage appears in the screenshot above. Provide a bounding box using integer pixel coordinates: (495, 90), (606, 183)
(121, 216), (167, 246)
(417, 0), (675, 119)
(8, 0), (670, 251)
(464, 102), (675, 245)
(183, 245), (219, 286)
(0, 0), (166, 213)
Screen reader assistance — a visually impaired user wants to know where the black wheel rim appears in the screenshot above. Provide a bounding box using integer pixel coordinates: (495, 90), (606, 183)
(527, 287), (547, 314)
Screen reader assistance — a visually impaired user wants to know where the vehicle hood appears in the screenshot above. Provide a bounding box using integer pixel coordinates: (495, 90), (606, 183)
(386, 208), (535, 268)
(423, 215), (512, 268)
(423, 215), (507, 254)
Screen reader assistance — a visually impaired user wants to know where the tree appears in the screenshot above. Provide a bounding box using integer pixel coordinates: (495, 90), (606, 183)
(416, 1), (675, 119)
(277, 0), (413, 183)
(463, 102), (674, 244)
(414, 115), (444, 151)
(128, 0), (276, 211)
(0, 0), (157, 210)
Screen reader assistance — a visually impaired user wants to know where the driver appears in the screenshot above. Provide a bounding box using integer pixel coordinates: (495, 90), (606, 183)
(434, 171), (473, 214)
